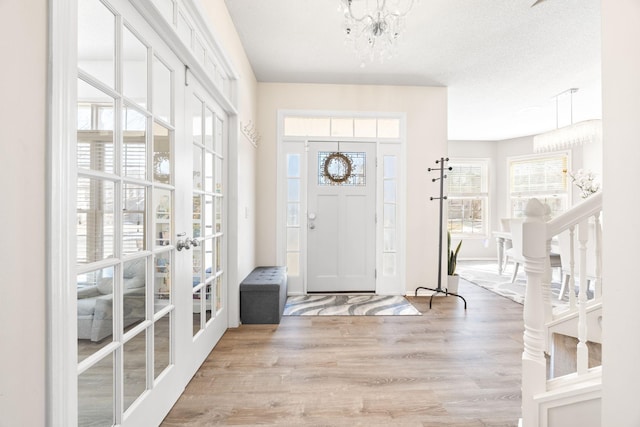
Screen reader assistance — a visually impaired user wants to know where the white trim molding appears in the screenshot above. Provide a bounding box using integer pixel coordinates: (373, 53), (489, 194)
(48, 0), (79, 424)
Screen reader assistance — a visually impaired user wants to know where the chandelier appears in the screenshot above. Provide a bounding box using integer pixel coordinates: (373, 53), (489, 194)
(533, 119), (602, 153)
(533, 88), (602, 153)
(339, 0), (414, 65)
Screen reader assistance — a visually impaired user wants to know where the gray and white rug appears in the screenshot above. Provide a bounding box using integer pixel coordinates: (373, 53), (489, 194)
(456, 260), (586, 310)
(284, 295), (422, 316)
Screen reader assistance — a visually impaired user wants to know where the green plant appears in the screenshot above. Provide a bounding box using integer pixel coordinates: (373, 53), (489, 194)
(447, 231), (462, 276)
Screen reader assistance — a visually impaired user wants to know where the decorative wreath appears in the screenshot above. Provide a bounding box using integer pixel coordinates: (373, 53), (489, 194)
(323, 152), (353, 184)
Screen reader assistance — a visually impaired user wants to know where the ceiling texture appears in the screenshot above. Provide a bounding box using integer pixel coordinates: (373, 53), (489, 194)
(223, 0), (601, 141)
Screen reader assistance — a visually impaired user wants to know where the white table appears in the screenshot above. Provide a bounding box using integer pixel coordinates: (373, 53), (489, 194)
(493, 231), (511, 275)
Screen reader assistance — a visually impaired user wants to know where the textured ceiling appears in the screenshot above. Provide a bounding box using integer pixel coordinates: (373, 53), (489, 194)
(223, 0), (601, 140)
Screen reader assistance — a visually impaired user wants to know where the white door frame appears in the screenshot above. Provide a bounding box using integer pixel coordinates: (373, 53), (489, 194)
(276, 110), (407, 296)
(48, 0), (239, 425)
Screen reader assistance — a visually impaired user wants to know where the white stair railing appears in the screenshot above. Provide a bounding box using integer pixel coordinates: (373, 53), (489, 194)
(519, 192), (603, 427)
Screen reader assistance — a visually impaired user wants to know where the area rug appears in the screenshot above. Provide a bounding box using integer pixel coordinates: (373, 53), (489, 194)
(283, 295), (422, 316)
(456, 260), (582, 311)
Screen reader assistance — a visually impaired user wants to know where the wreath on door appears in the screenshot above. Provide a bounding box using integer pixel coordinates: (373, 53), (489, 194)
(323, 152), (353, 184)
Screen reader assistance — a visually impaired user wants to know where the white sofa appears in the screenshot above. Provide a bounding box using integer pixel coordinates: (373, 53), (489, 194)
(77, 258), (147, 342)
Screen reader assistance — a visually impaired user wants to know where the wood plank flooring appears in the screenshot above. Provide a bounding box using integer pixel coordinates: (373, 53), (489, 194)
(162, 280), (524, 426)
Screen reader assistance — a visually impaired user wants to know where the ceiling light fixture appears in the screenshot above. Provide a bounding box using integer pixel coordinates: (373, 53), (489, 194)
(533, 88), (602, 153)
(339, 0), (414, 65)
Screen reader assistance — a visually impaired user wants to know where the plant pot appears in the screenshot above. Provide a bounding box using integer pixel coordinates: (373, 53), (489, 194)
(447, 275), (460, 294)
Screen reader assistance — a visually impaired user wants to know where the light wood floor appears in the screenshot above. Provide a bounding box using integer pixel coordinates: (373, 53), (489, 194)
(162, 280), (524, 426)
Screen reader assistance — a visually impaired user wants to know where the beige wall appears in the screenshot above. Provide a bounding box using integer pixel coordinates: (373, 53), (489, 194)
(0, 1), (47, 425)
(256, 83), (448, 293)
(201, 0), (259, 285)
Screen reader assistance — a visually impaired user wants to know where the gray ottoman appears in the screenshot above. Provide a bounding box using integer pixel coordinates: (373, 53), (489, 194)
(240, 266), (287, 324)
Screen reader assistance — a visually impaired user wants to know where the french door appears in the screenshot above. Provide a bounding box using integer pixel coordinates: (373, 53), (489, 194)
(74, 0), (226, 425)
(306, 141), (377, 292)
(184, 74), (228, 376)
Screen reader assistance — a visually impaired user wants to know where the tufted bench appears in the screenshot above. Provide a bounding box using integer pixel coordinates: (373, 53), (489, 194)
(240, 266), (287, 324)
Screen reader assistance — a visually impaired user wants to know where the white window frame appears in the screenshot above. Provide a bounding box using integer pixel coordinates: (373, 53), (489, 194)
(507, 151), (571, 218)
(447, 158), (490, 239)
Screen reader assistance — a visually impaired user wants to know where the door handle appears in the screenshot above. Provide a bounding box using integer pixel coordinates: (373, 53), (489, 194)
(176, 235), (198, 251)
(308, 212), (316, 230)
(177, 239), (190, 251)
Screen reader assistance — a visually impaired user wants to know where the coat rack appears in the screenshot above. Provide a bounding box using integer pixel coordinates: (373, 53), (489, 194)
(415, 157), (467, 309)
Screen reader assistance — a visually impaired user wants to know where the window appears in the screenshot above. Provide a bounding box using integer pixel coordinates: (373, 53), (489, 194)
(509, 153), (569, 218)
(317, 151), (366, 186)
(283, 116), (401, 139)
(447, 159), (489, 238)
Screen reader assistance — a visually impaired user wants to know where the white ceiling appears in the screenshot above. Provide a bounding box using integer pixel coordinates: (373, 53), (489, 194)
(223, 0), (602, 141)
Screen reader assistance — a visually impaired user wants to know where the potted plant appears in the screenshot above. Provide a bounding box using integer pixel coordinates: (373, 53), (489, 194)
(447, 231), (462, 294)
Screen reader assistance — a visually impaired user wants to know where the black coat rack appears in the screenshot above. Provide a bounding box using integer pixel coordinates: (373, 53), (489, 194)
(415, 157), (467, 309)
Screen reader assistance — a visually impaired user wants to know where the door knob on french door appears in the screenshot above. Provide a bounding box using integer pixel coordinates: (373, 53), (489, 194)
(176, 239), (190, 251)
(176, 233), (197, 251)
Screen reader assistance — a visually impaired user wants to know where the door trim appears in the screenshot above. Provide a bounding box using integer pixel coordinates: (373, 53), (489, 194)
(48, 1), (79, 424)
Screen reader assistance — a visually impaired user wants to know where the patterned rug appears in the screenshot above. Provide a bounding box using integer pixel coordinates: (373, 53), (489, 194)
(284, 295), (422, 316)
(456, 260), (575, 310)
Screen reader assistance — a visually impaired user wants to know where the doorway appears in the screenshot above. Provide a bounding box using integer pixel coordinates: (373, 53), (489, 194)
(307, 141), (376, 292)
(278, 112), (406, 296)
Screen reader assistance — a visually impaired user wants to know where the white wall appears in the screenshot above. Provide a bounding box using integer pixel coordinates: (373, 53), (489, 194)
(601, 1), (640, 425)
(256, 83), (448, 293)
(0, 1), (47, 425)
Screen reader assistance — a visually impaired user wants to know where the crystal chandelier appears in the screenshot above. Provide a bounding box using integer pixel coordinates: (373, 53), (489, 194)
(533, 89), (602, 153)
(533, 119), (602, 153)
(339, 0), (414, 65)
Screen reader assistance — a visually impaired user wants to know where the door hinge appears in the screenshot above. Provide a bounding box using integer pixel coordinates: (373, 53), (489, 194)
(185, 65), (190, 86)
(375, 269), (377, 279)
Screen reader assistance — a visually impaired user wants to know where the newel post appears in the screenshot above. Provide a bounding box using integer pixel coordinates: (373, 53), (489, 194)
(520, 199), (548, 427)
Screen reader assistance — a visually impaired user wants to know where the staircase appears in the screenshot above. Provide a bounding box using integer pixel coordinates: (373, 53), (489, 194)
(518, 192), (603, 427)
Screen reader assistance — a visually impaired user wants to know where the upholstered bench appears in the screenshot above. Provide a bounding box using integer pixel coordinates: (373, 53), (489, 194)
(240, 266), (287, 324)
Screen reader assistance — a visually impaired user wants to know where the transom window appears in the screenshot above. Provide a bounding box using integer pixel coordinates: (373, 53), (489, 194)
(447, 159), (489, 238)
(283, 116), (400, 139)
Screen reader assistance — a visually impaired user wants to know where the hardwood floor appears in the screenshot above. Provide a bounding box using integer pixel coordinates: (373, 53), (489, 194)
(162, 280), (524, 426)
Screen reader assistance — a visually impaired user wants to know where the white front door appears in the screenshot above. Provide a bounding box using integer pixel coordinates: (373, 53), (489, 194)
(307, 142), (376, 292)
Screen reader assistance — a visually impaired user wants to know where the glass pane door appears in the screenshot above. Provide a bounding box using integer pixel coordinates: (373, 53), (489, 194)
(186, 76), (228, 369)
(76, 0), (180, 424)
